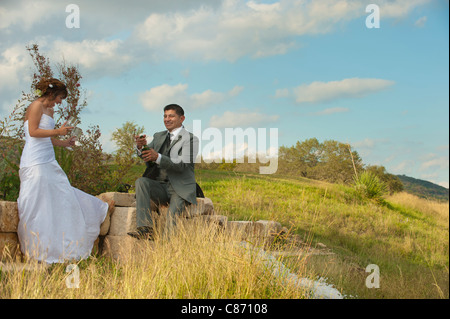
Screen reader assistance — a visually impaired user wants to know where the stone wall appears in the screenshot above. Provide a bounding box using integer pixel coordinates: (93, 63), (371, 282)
(1, 193), (287, 262)
(0, 201), (20, 260)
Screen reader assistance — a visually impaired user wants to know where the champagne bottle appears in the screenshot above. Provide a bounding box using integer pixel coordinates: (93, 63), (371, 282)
(140, 135), (155, 166)
(140, 135), (150, 151)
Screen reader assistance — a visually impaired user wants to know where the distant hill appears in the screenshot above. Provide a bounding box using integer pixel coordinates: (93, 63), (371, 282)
(397, 175), (449, 202)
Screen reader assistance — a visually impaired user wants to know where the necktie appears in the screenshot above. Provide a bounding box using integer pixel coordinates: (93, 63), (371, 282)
(161, 132), (171, 155)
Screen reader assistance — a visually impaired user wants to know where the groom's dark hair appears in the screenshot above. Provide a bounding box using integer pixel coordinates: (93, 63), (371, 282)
(164, 104), (184, 116)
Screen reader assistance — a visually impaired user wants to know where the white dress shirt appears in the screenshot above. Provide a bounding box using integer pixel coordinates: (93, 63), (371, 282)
(155, 126), (183, 164)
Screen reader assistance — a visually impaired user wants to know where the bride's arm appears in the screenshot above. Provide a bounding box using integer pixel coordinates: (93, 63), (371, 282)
(51, 137), (75, 147)
(27, 101), (72, 138)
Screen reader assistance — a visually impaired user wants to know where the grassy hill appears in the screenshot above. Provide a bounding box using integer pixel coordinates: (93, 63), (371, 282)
(194, 169), (448, 299)
(397, 174), (449, 202)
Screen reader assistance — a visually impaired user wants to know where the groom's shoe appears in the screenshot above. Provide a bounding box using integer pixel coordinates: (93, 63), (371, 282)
(127, 226), (154, 240)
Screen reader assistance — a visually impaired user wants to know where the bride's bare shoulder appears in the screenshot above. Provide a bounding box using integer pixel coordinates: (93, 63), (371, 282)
(24, 100), (43, 122)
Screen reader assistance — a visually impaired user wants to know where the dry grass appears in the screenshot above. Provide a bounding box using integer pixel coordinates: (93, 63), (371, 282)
(387, 192), (449, 226)
(2, 171), (448, 299)
(0, 218), (310, 299)
(196, 170), (449, 299)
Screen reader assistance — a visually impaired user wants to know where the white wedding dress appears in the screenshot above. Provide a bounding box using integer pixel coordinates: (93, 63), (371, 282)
(17, 113), (107, 264)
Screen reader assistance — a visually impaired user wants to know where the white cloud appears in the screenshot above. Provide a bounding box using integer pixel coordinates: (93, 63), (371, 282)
(311, 107), (349, 116)
(99, 130), (115, 154)
(131, 0), (359, 62)
(140, 84), (243, 111)
(50, 39), (133, 76)
(0, 0), (432, 94)
(129, 0), (429, 62)
(379, 0), (430, 18)
(0, 44), (29, 92)
(278, 78), (395, 104)
(275, 88), (290, 98)
(0, 1), (58, 31)
(414, 16), (427, 27)
(437, 181), (449, 189)
(390, 160), (416, 174)
(353, 138), (377, 149)
(140, 84), (189, 111)
(209, 111), (279, 128)
(0, 0), (222, 34)
(420, 156), (449, 171)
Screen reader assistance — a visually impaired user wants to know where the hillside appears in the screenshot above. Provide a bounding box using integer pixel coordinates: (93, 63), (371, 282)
(397, 174), (449, 202)
(194, 169), (449, 299)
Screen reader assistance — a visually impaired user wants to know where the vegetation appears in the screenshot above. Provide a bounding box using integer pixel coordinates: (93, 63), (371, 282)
(278, 138), (364, 184)
(1, 167), (447, 299)
(353, 170), (387, 202)
(1, 217), (310, 299)
(397, 174), (449, 202)
(194, 169), (448, 299)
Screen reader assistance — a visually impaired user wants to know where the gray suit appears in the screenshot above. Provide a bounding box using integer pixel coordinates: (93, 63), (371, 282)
(135, 127), (199, 229)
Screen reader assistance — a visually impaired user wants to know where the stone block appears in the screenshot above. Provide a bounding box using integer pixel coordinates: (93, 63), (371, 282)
(102, 235), (150, 262)
(108, 207), (136, 236)
(255, 220), (283, 237)
(183, 197), (215, 218)
(102, 235), (133, 261)
(91, 237), (101, 255)
(97, 192), (136, 207)
(100, 211), (111, 236)
(0, 232), (20, 260)
(197, 197), (214, 215)
(201, 214), (228, 227)
(0, 201), (19, 232)
(225, 221), (265, 240)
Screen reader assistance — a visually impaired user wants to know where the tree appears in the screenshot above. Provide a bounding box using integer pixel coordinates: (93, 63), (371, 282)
(111, 121), (144, 162)
(365, 165), (403, 194)
(279, 138), (323, 177)
(278, 138), (364, 184)
(319, 140), (364, 184)
(110, 121), (145, 191)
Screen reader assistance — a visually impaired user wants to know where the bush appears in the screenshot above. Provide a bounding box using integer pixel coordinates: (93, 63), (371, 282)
(354, 171), (387, 202)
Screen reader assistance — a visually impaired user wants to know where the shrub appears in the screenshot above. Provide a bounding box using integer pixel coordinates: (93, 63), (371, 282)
(354, 171), (387, 202)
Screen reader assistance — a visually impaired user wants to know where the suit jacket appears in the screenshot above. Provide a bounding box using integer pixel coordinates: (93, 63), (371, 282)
(142, 127), (199, 205)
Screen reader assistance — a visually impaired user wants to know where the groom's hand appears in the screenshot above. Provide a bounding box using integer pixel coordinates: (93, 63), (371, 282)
(142, 148), (158, 162)
(135, 134), (147, 149)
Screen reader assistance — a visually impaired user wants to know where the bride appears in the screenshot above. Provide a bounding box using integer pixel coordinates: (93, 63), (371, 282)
(17, 78), (114, 264)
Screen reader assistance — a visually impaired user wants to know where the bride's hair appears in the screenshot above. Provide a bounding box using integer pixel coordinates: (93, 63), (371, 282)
(36, 78), (68, 100)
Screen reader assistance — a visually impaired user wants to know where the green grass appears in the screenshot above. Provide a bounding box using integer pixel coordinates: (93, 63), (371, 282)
(2, 166), (447, 299)
(194, 169), (449, 299)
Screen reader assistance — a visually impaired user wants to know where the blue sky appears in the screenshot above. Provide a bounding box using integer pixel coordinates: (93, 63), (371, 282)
(1, 0), (448, 187)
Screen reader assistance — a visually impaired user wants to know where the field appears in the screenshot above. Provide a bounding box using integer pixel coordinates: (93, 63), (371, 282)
(1, 166), (448, 299)
(195, 169), (449, 299)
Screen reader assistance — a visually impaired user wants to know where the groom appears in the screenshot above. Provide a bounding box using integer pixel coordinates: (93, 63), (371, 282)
(128, 104), (199, 239)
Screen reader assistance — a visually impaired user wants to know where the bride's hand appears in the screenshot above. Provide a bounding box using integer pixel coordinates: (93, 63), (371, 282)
(66, 136), (76, 147)
(58, 121), (74, 136)
(61, 136), (76, 148)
